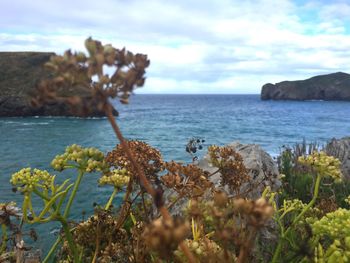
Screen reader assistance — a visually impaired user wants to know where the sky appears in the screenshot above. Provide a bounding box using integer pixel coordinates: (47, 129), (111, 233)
(1, 0), (350, 94)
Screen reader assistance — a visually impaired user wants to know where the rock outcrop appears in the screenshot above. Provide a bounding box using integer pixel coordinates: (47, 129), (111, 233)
(166, 142), (281, 215)
(325, 137), (350, 180)
(261, 72), (350, 101)
(0, 52), (114, 117)
(198, 142), (281, 198)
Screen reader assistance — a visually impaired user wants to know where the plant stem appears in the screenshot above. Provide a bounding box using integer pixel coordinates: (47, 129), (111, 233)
(105, 188), (118, 210)
(291, 173), (321, 227)
(57, 216), (80, 263)
(64, 169), (84, 218)
(42, 236), (62, 263)
(0, 224), (7, 254)
(271, 173), (322, 263)
(271, 240), (283, 263)
(91, 222), (100, 263)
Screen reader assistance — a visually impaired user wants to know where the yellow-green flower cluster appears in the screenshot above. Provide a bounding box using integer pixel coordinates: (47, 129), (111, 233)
(10, 168), (54, 192)
(174, 238), (236, 262)
(345, 196), (350, 205)
(312, 208), (350, 239)
(51, 144), (109, 173)
(330, 239), (350, 262)
(99, 169), (130, 188)
(315, 239), (350, 263)
(298, 151), (342, 181)
(312, 208), (350, 262)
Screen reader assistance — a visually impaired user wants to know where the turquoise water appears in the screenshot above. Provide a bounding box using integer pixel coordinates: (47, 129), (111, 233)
(1, 94), (350, 251)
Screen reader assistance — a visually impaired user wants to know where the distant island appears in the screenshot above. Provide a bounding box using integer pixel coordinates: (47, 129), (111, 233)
(0, 52), (115, 117)
(261, 72), (350, 101)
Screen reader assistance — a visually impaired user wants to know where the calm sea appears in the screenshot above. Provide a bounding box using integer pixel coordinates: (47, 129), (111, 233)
(1, 94), (350, 251)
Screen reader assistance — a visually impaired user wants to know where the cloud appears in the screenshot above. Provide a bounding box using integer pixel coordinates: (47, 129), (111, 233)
(0, 0), (349, 93)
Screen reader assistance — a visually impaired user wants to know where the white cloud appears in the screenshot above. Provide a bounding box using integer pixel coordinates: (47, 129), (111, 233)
(0, 0), (349, 94)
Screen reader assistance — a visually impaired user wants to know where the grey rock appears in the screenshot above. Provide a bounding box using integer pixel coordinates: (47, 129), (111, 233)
(261, 72), (350, 101)
(198, 142), (281, 198)
(167, 141), (281, 215)
(0, 52), (116, 117)
(325, 137), (350, 180)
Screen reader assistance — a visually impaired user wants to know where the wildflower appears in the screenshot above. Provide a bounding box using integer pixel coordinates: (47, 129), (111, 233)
(298, 151), (342, 181)
(10, 168), (54, 193)
(99, 169), (130, 189)
(51, 144), (110, 174)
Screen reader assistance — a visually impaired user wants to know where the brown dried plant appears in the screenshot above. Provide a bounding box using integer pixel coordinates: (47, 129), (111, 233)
(106, 140), (164, 183)
(181, 191), (274, 263)
(32, 37), (149, 116)
(142, 217), (190, 259)
(32, 37), (196, 262)
(162, 161), (213, 198)
(208, 145), (250, 194)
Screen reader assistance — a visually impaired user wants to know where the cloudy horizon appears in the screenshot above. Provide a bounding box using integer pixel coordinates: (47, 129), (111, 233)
(1, 0), (350, 94)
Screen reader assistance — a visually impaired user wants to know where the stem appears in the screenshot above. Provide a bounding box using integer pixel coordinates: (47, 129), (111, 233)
(167, 192), (185, 210)
(104, 104), (155, 197)
(0, 224), (7, 253)
(64, 169), (84, 218)
(43, 236), (62, 263)
(291, 173), (321, 227)
(91, 222), (100, 263)
(105, 188), (118, 210)
(271, 240), (283, 263)
(57, 216), (80, 263)
(271, 174), (322, 263)
(104, 103), (197, 263)
(115, 190), (142, 229)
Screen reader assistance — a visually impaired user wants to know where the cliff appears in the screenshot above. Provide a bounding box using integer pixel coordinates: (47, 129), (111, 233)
(0, 52), (114, 117)
(261, 72), (350, 101)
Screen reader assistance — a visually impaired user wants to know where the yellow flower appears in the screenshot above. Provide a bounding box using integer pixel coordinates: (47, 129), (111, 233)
(298, 151), (342, 181)
(99, 169), (130, 188)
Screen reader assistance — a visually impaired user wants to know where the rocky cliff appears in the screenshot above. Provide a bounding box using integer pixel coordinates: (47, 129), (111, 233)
(261, 72), (350, 101)
(0, 52), (112, 117)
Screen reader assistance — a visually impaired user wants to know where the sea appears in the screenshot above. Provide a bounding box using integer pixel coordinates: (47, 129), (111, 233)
(1, 94), (350, 253)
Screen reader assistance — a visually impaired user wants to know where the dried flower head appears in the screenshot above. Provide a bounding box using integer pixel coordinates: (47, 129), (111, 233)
(0, 202), (21, 225)
(143, 217), (190, 259)
(74, 211), (124, 247)
(233, 197), (274, 227)
(162, 161), (213, 198)
(208, 145), (250, 192)
(32, 37), (150, 116)
(106, 140), (163, 182)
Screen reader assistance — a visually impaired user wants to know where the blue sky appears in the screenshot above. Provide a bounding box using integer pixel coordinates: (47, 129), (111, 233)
(1, 0), (350, 94)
